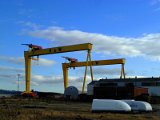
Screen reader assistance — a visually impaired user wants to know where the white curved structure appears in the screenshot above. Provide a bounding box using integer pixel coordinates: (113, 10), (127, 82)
(92, 99), (131, 112)
(122, 100), (152, 112)
(64, 86), (79, 100)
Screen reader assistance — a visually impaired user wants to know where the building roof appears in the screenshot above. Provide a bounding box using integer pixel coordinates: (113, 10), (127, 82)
(98, 77), (160, 83)
(88, 81), (98, 85)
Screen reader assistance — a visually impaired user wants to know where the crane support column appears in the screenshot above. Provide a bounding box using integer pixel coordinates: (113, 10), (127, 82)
(120, 63), (125, 79)
(89, 51), (93, 81)
(82, 50), (93, 93)
(82, 51), (89, 94)
(24, 55), (31, 93)
(63, 66), (68, 90)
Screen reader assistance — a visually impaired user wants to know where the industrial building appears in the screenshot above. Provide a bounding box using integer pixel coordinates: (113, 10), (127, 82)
(87, 77), (160, 99)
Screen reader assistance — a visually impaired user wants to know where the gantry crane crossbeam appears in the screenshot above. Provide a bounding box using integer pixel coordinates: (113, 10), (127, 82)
(62, 58), (125, 68)
(25, 43), (92, 57)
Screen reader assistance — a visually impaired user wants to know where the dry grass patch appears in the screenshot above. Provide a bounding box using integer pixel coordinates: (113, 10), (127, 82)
(0, 98), (159, 120)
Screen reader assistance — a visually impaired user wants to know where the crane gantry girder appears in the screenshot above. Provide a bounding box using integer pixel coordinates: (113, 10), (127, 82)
(62, 58), (126, 93)
(24, 43), (92, 93)
(24, 43), (92, 57)
(62, 58), (125, 68)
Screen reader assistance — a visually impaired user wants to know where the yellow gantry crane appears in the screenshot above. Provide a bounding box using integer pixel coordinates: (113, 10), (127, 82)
(62, 58), (126, 93)
(23, 43), (92, 95)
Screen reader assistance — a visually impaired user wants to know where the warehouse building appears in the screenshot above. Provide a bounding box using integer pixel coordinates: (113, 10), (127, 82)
(87, 77), (160, 98)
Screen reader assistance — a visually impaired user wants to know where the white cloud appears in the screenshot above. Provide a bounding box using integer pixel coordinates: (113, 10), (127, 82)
(38, 58), (56, 66)
(0, 56), (24, 64)
(18, 21), (41, 30)
(154, 7), (160, 11)
(0, 56), (56, 66)
(29, 74), (92, 89)
(32, 74), (78, 84)
(92, 67), (121, 75)
(150, 0), (160, 11)
(151, 0), (160, 5)
(29, 74), (94, 92)
(26, 27), (160, 61)
(31, 81), (39, 86)
(0, 74), (17, 78)
(0, 66), (24, 73)
(0, 72), (75, 86)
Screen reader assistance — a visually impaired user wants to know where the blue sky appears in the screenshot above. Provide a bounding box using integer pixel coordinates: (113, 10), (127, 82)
(0, 0), (160, 93)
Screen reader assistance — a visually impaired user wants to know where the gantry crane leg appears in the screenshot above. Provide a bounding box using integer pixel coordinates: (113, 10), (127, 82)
(89, 51), (93, 81)
(120, 64), (125, 79)
(25, 56), (31, 93)
(63, 66), (68, 90)
(82, 50), (93, 93)
(122, 64), (125, 79)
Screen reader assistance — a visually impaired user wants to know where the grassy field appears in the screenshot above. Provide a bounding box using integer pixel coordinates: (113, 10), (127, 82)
(0, 98), (160, 120)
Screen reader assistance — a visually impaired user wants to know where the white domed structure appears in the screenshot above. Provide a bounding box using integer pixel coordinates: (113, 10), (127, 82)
(64, 86), (79, 100)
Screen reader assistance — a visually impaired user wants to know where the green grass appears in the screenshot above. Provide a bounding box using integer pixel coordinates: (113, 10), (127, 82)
(0, 98), (160, 120)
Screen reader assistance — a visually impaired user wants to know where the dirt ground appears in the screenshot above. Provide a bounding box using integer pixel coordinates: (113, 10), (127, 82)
(0, 98), (160, 120)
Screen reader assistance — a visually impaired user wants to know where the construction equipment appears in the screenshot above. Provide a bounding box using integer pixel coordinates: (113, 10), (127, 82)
(62, 58), (125, 93)
(22, 44), (43, 61)
(62, 56), (78, 69)
(62, 56), (78, 63)
(22, 43), (92, 95)
(22, 44), (43, 51)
